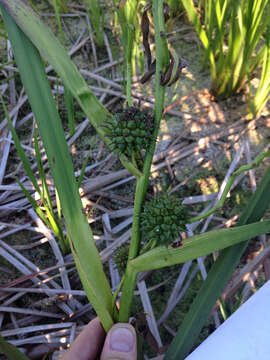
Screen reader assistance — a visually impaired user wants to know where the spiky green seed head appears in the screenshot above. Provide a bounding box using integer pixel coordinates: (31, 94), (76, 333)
(105, 106), (154, 158)
(140, 194), (188, 246)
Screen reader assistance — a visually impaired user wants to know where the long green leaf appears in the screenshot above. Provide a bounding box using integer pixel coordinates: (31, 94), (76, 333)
(0, 334), (30, 360)
(0, 4), (115, 331)
(164, 165), (270, 360)
(131, 220), (270, 272)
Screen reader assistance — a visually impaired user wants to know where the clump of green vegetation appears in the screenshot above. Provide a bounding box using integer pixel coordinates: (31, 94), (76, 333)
(182, 0), (270, 103)
(140, 194), (188, 248)
(105, 106), (154, 158)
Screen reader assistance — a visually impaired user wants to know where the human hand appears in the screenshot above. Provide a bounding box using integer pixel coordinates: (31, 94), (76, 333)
(61, 318), (137, 360)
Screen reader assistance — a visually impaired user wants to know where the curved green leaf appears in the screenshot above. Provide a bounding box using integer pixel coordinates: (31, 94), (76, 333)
(0, 334), (30, 360)
(131, 220), (270, 272)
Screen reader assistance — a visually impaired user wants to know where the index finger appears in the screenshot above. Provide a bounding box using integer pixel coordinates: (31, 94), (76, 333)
(60, 318), (105, 360)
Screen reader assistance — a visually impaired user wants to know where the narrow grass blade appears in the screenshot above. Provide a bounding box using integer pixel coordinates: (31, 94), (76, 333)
(164, 165), (270, 360)
(181, 0), (209, 49)
(1, 94), (41, 196)
(33, 129), (52, 211)
(1, 4), (114, 331)
(52, 0), (63, 37)
(0, 334), (30, 360)
(34, 129), (58, 227)
(55, 188), (62, 222)
(15, 176), (50, 228)
(77, 149), (91, 189)
(33, 128), (67, 253)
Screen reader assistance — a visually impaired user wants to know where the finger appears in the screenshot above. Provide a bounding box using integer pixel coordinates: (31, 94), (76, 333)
(61, 318), (105, 360)
(100, 323), (137, 360)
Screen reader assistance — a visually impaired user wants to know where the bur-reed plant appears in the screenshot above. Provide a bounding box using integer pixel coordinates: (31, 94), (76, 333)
(181, 0), (270, 100)
(1, 1), (270, 359)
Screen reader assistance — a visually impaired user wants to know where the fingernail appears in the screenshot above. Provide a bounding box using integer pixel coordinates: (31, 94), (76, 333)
(110, 327), (134, 352)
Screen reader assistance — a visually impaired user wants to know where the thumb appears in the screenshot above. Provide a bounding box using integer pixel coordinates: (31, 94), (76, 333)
(100, 323), (137, 360)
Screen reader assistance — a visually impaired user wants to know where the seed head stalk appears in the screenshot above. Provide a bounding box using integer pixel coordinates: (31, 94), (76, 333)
(119, 0), (170, 322)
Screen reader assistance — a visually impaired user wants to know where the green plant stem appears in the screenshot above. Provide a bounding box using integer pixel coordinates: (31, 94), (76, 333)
(117, 262), (139, 323)
(118, 0), (170, 322)
(128, 176), (146, 260)
(117, 176), (148, 323)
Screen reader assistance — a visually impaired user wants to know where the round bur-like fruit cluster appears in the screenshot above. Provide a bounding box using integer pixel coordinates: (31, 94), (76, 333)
(105, 106), (154, 157)
(140, 194), (188, 246)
